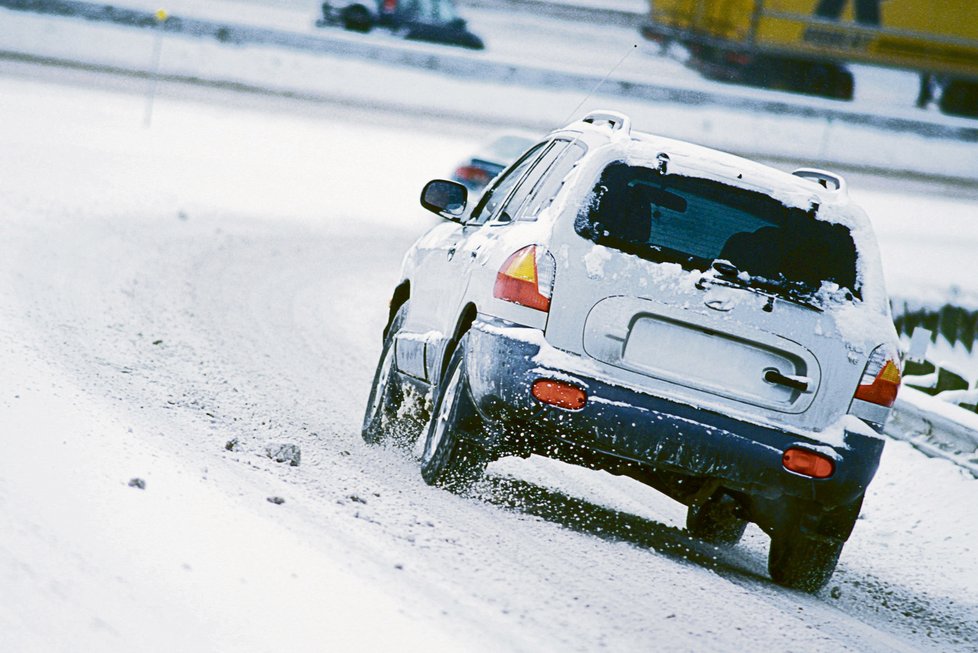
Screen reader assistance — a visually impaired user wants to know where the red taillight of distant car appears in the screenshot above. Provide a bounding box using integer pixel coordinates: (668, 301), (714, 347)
(782, 447), (835, 479)
(853, 346), (901, 407)
(493, 245), (555, 312)
(453, 165), (493, 187)
(532, 379), (587, 410)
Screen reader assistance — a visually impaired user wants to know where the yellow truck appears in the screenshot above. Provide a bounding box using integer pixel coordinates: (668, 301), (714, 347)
(641, 0), (978, 117)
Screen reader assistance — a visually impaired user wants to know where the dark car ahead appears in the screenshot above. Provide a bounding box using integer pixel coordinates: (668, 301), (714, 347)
(316, 0), (484, 49)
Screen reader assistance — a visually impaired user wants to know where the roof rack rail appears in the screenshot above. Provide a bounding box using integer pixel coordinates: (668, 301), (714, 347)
(792, 168), (847, 194)
(579, 110), (632, 135)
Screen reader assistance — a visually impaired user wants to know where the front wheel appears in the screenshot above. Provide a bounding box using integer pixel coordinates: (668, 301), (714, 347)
(768, 532), (843, 592)
(420, 335), (488, 492)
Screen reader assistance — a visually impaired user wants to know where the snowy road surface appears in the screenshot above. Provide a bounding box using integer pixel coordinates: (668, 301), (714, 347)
(1, 58), (977, 652)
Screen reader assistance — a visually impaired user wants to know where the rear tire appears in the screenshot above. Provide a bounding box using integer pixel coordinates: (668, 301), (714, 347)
(768, 532), (843, 592)
(686, 494), (748, 546)
(420, 334), (488, 492)
(361, 303), (423, 446)
(939, 79), (978, 118)
(341, 4), (373, 32)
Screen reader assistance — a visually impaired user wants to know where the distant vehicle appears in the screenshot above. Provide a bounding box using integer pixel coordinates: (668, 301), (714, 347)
(451, 133), (538, 192)
(362, 110), (901, 592)
(641, 0), (978, 117)
(316, 0), (484, 49)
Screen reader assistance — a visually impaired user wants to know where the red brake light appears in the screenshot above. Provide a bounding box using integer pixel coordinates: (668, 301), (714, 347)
(493, 245), (555, 313)
(531, 379), (587, 410)
(724, 51), (752, 65)
(783, 447), (835, 479)
(453, 165), (492, 185)
(853, 346), (901, 408)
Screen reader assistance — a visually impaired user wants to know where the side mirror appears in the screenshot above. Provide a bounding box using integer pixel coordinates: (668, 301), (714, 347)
(421, 180), (467, 221)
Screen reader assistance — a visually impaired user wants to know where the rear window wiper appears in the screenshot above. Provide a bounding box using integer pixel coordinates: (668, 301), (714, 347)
(696, 260), (824, 312)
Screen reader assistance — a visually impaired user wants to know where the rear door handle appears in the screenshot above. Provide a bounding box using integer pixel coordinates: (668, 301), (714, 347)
(763, 369), (810, 393)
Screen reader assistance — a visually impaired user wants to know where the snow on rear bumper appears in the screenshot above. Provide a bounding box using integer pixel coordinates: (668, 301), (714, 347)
(466, 317), (883, 508)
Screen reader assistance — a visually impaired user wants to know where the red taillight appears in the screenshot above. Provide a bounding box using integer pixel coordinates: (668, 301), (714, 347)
(493, 245), (555, 313)
(453, 165), (492, 186)
(853, 346), (901, 407)
(782, 447), (835, 479)
(531, 379), (587, 410)
(724, 51), (752, 65)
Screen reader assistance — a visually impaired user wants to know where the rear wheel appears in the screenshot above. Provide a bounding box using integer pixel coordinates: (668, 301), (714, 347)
(362, 303), (423, 446)
(768, 532), (843, 592)
(939, 79), (978, 118)
(686, 494), (748, 546)
(341, 4), (373, 32)
(420, 335), (488, 492)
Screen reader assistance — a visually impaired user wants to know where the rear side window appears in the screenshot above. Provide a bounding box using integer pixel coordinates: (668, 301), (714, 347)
(468, 143), (545, 225)
(576, 162), (860, 301)
(492, 140), (569, 223)
(519, 141), (587, 221)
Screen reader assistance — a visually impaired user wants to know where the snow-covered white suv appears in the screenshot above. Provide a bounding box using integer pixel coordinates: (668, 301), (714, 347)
(362, 111), (901, 592)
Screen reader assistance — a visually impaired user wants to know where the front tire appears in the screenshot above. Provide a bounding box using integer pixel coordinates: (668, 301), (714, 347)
(362, 303), (423, 446)
(420, 335), (488, 492)
(768, 532), (843, 592)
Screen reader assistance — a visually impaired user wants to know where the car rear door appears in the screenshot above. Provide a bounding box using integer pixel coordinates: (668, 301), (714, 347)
(543, 162), (869, 433)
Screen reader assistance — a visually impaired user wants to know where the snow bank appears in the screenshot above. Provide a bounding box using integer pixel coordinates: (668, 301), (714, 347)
(2, 5), (977, 181)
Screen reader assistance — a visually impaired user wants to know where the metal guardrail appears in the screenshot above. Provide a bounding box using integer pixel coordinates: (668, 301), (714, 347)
(893, 302), (978, 354)
(3, 0), (978, 145)
(887, 394), (978, 478)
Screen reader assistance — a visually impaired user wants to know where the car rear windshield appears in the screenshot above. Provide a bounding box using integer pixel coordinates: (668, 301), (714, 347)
(575, 162), (860, 302)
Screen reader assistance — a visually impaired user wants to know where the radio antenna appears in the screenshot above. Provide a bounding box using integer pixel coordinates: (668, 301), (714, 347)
(562, 43), (638, 125)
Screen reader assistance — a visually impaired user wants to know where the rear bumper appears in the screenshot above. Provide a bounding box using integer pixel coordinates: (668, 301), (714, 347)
(465, 318), (883, 511)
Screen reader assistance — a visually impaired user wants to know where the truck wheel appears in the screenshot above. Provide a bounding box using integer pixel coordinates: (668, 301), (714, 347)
(939, 79), (978, 118)
(808, 63), (854, 100)
(362, 303), (422, 446)
(420, 334), (488, 492)
(686, 494), (748, 546)
(768, 532), (843, 592)
(341, 4), (373, 32)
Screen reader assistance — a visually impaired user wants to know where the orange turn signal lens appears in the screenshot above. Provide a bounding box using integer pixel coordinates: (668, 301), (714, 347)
(531, 379), (587, 411)
(782, 447), (835, 479)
